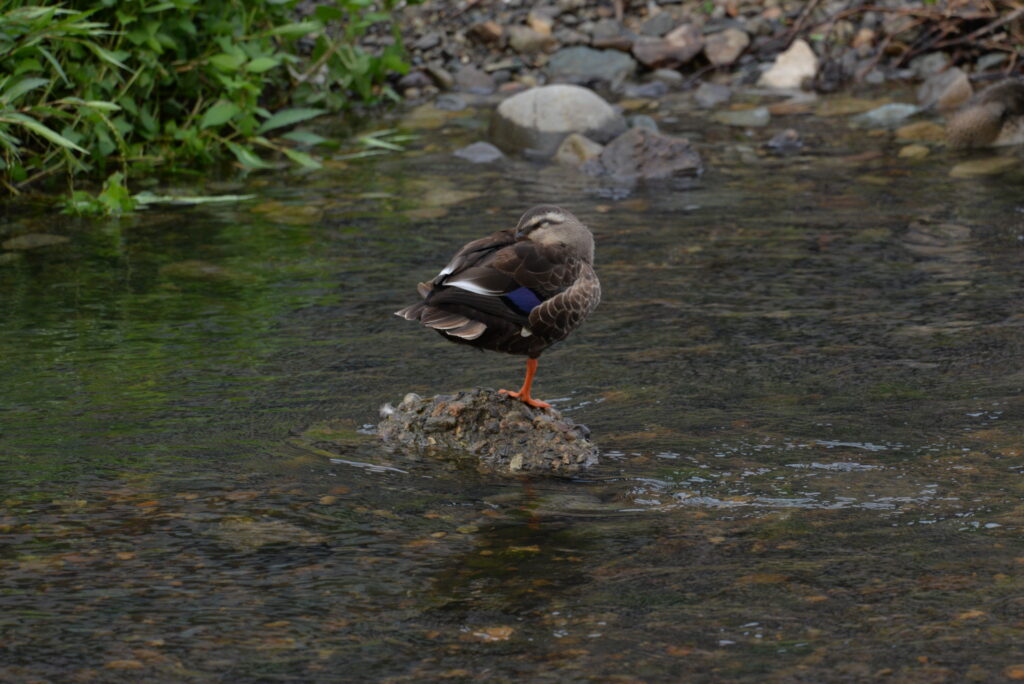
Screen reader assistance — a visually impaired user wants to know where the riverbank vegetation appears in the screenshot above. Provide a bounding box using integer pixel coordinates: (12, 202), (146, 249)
(0, 0), (419, 209)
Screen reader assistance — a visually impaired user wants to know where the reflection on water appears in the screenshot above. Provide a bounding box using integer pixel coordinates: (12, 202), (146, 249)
(2, 91), (1024, 681)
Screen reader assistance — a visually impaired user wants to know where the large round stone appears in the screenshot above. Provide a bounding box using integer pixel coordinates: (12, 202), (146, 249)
(489, 85), (627, 157)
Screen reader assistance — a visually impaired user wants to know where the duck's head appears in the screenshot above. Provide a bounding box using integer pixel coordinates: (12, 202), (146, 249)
(514, 205), (595, 264)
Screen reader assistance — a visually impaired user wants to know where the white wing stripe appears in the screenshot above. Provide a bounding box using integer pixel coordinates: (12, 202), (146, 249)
(445, 278), (503, 296)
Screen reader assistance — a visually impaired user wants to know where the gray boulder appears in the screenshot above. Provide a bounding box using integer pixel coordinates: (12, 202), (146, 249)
(489, 84), (627, 156)
(546, 46), (638, 88)
(598, 127), (703, 180)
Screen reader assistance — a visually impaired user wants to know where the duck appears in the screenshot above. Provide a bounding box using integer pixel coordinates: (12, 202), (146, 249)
(946, 78), (1024, 149)
(395, 205), (601, 409)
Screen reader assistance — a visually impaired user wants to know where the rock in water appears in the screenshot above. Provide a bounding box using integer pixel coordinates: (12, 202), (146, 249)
(489, 84), (626, 156)
(378, 389), (598, 475)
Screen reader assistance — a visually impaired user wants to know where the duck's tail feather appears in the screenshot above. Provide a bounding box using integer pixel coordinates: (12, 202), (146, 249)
(398, 303), (488, 340)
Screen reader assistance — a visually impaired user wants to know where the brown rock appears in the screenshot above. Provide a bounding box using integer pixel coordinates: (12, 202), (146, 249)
(592, 35), (635, 51)
(468, 20), (503, 44)
(895, 121), (945, 142)
(507, 25), (556, 55)
(632, 23), (703, 69)
(898, 144), (930, 159)
(703, 28), (749, 67)
(527, 8), (557, 37)
(948, 157), (1018, 178)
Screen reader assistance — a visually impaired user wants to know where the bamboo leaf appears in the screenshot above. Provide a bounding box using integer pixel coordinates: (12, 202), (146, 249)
(256, 107), (326, 134)
(1, 78), (49, 106)
(55, 97), (122, 112)
(225, 141), (274, 169)
(267, 21), (322, 37)
(281, 130), (329, 146)
(282, 147), (322, 169)
(358, 135), (403, 151)
(83, 41), (128, 70)
(245, 57), (280, 73)
(209, 53), (245, 72)
(200, 101), (240, 129)
(1, 114), (87, 154)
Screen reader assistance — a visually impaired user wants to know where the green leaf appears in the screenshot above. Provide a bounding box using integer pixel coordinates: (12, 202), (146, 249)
(282, 147), (322, 169)
(37, 48), (69, 85)
(358, 135), (403, 151)
(55, 97), (122, 112)
(267, 21), (322, 37)
(256, 108), (326, 134)
(1, 78), (49, 106)
(226, 141), (274, 169)
(83, 41), (128, 70)
(98, 172), (136, 214)
(281, 130), (329, 146)
(200, 101), (241, 129)
(0, 113), (87, 154)
(14, 58), (44, 76)
(209, 53), (245, 72)
(245, 57), (280, 74)
(133, 191), (257, 206)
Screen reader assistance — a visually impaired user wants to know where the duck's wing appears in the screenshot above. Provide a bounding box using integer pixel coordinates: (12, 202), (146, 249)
(396, 229), (522, 340)
(431, 229), (516, 288)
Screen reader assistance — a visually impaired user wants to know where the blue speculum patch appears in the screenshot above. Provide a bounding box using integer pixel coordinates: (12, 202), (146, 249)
(503, 286), (543, 314)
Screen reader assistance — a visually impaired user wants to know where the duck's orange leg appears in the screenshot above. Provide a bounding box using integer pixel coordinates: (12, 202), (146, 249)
(499, 358), (551, 409)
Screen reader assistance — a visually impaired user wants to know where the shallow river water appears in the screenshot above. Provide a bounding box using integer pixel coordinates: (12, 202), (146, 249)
(2, 90), (1023, 682)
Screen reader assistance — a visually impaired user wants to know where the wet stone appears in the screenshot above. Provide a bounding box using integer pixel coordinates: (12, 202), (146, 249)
(896, 121), (945, 142)
(713, 106), (770, 127)
(629, 114), (659, 132)
(489, 84), (626, 156)
(378, 389), (598, 475)
(948, 156), (1018, 178)
(694, 82), (732, 108)
(597, 127), (703, 180)
(434, 93), (467, 111)
(765, 128), (803, 155)
(622, 81), (668, 99)
(855, 103), (920, 127)
(453, 141), (504, 163)
(898, 144), (930, 159)
(554, 133), (604, 166)
(1, 233), (70, 250)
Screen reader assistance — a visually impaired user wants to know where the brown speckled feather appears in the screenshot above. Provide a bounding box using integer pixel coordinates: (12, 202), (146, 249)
(395, 205), (600, 359)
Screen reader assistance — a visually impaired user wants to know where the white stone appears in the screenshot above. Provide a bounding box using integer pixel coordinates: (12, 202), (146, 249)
(758, 39), (818, 90)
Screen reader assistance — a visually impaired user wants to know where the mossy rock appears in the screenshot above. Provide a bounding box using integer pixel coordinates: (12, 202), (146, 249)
(378, 388), (598, 476)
